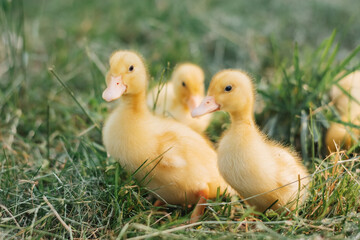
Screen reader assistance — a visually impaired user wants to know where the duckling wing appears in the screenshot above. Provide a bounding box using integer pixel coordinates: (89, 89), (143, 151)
(155, 128), (213, 170)
(272, 146), (309, 206)
(153, 130), (186, 168)
(272, 147), (303, 183)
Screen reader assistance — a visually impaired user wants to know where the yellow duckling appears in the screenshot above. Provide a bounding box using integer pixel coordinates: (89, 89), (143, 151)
(326, 71), (360, 152)
(192, 70), (309, 212)
(147, 63), (212, 133)
(102, 51), (232, 222)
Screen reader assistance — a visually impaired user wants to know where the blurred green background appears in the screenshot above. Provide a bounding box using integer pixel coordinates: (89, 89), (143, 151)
(3, 0), (359, 153)
(1, 0), (360, 170)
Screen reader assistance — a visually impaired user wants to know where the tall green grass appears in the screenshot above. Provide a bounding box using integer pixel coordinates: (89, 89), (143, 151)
(257, 31), (360, 161)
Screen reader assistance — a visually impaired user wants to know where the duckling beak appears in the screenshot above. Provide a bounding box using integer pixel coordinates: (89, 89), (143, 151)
(187, 95), (203, 112)
(191, 96), (220, 118)
(102, 75), (127, 102)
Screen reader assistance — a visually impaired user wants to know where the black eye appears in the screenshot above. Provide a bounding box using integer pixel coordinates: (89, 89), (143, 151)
(225, 85), (232, 92)
(182, 82), (186, 87)
(129, 65), (134, 72)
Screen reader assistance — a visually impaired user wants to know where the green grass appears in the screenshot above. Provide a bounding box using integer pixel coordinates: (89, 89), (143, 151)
(1, 0), (360, 239)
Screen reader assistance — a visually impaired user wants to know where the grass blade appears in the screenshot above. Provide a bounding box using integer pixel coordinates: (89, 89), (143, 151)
(335, 44), (360, 73)
(49, 67), (101, 133)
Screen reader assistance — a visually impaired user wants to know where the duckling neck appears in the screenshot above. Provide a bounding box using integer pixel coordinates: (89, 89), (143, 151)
(229, 109), (255, 126)
(119, 92), (149, 115)
(172, 88), (189, 111)
(173, 98), (188, 111)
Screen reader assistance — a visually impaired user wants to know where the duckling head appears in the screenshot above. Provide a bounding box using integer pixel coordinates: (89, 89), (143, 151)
(172, 63), (205, 111)
(102, 50), (147, 102)
(192, 70), (255, 119)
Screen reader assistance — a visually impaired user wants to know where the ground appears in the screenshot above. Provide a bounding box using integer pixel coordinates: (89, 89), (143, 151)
(1, 0), (360, 239)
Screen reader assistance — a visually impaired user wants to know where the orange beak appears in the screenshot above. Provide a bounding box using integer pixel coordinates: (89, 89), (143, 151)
(102, 75), (127, 102)
(187, 95), (203, 112)
(191, 96), (220, 118)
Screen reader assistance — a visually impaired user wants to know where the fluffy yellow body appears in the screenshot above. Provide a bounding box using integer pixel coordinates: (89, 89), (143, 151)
(326, 71), (360, 152)
(147, 63), (212, 133)
(193, 70), (309, 212)
(102, 51), (232, 222)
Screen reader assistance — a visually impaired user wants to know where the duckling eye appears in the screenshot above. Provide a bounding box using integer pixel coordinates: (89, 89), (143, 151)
(224, 85), (232, 92)
(129, 65), (134, 72)
(182, 82), (186, 87)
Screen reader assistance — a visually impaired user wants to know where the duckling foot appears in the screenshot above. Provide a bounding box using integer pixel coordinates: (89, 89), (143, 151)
(154, 199), (165, 207)
(189, 190), (208, 223)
